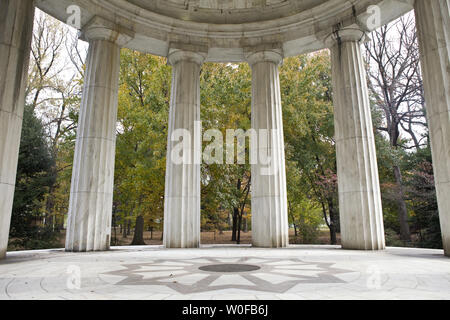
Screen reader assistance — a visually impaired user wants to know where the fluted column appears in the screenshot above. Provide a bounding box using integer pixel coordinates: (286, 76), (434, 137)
(0, 0), (35, 259)
(327, 28), (385, 250)
(66, 18), (132, 252)
(247, 50), (289, 248)
(164, 49), (205, 248)
(415, 0), (450, 256)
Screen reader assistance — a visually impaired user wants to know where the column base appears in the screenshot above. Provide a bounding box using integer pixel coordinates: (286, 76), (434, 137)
(65, 248), (110, 253)
(341, 244), (386, 251)
(436, 181), (450, 257)
(252, 197), (289, 248)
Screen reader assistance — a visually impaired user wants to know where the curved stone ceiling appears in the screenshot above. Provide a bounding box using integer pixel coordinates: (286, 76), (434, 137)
(125, 0), (329, 24)
(35, 0), (414, 61)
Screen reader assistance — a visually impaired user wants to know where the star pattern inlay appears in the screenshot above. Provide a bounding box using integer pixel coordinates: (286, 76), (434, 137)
(102, 256), (353, 294)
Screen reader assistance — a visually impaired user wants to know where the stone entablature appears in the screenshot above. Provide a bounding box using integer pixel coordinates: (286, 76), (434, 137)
(35, 0), (414, 61)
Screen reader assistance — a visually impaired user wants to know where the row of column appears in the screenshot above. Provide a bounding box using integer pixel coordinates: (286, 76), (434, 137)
(163, 48), (289, 248)
(0, 0), (449, 258)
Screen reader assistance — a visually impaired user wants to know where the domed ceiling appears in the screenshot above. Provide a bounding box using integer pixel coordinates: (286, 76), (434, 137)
(171, 0), (287, 9)
(126, 0), (328, 24)
(35, 0), (414, 61)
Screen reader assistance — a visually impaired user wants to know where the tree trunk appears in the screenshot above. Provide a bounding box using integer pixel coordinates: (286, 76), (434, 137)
(320, 201), (332, 244)
(231, 208), (238, 241)
(291, 215), (298, 238)
(237, 211), (242, 244)
(112, 212), (117, 246)
(393, 165), (411, 241)
(127, 219), (131, 236)
(131, 215), (146, 245)
(328, 199), (337, 245)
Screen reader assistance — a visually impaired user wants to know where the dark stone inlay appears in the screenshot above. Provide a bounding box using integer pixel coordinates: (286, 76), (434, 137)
(199, 264), (261, 273)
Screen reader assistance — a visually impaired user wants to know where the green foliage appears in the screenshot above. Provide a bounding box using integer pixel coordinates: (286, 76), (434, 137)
(114, 49), (171, 236)
(287, 161), (323, 244)
(372, 104), (441, 248)
(9, 226), (60, 250)
(384, 228), (409, 247)
(281, 52), (339, 243)
(374, 130), (403, 232)
(404, 147), (442, 248)
(200, 63), (252, 233)
(9, 104), (57, 250)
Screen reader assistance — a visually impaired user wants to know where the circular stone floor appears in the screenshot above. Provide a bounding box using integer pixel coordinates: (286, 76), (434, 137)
(0, 245), (449, 300)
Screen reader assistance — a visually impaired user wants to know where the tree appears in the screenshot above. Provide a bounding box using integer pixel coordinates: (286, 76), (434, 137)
(10, 105), (56, 249)
(365, 14), (425, 241)
(26, 9), (86, 231)
(114, 49), (171, 244)
(404, 148), (442, 248)
(200, 62), (253, 243)
(281, 52), (339, 244)
(131, 215), (146, 245)
(286, 161), (323, 243)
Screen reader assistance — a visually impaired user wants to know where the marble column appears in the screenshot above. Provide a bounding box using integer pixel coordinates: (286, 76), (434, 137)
(414, 0), (450, 256)
(247, 50), (289, 248)
(66, 19), (131, 252)
(164, 49), (205, 248)
(0, 0), (35, 259)
(327, 28), (385, 250)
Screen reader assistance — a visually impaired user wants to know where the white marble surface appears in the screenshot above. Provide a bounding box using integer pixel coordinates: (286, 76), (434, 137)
(415, 0), (450, 257)
(0, 0), (35, 259)
(65, 28), (122, 252)
(248, 50), (289, 248)
(0, 246), (449, 300)
(163, 50), (205, 248)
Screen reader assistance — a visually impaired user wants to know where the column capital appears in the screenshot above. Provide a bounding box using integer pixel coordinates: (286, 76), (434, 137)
(79, 16), (134, 47)
(324, 26), (368, 48)
(245, 49), (284, 67)
(167, 48), (207, 66)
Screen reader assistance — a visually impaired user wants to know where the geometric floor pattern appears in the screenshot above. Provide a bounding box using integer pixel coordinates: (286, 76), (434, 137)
(1, 245), (450, 300)
(104, 257), (352, 294)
